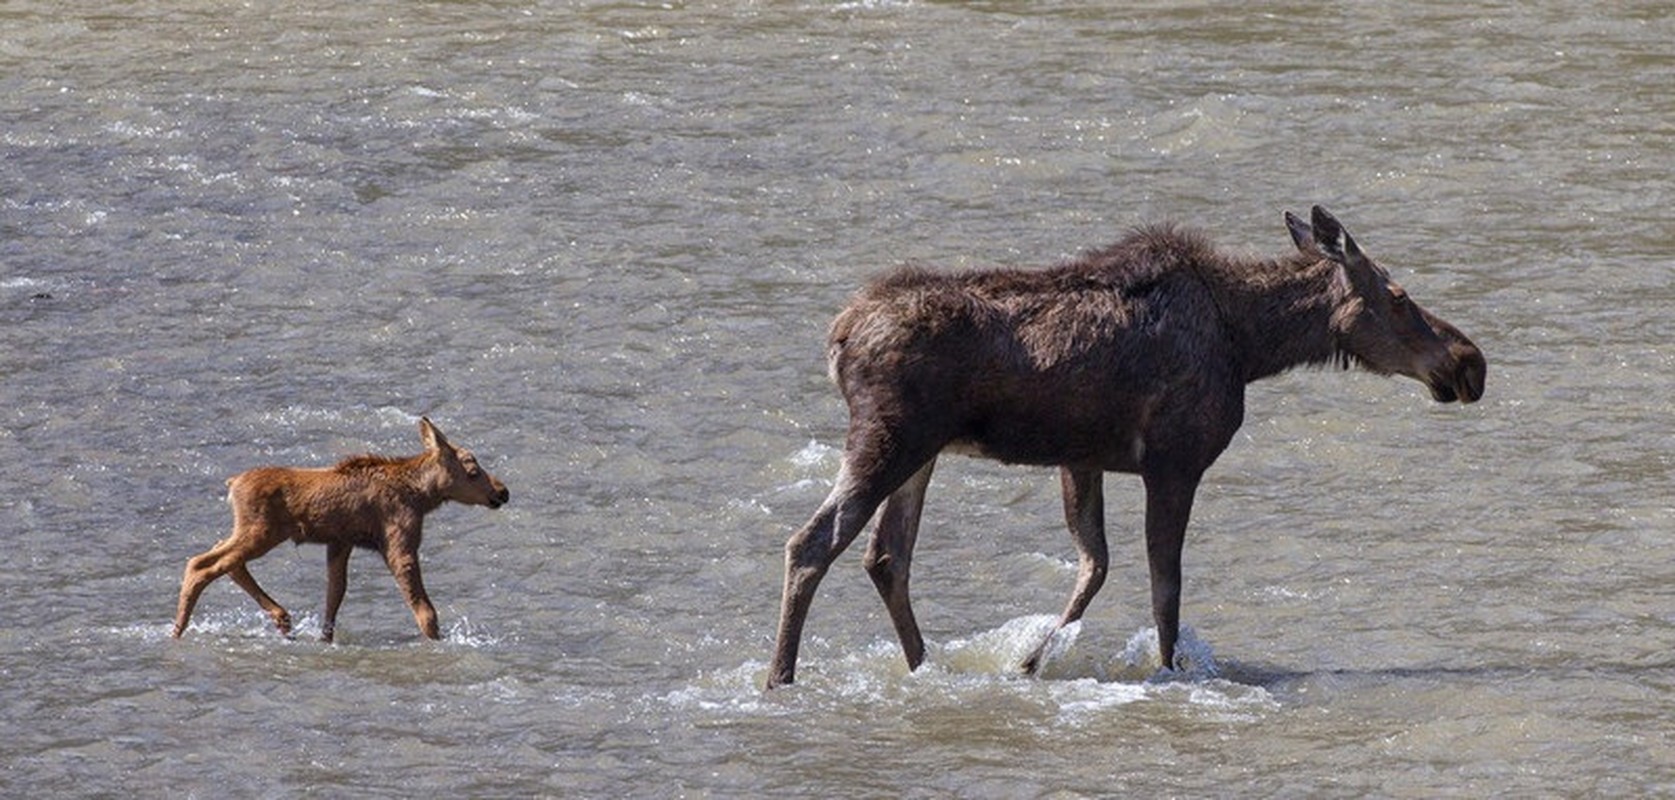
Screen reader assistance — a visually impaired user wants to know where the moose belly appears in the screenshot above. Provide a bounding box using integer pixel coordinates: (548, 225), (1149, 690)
(945, 417), (1147, 472)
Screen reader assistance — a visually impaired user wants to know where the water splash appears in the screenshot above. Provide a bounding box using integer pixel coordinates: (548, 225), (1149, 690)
(666, 618), (1273, 733)
(789, 439), (840, 471)
(1119, 626), (1221, 681)
(441, 614), (503, 649)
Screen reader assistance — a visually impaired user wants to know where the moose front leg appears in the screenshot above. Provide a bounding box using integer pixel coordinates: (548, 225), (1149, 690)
(228, 564), (293, 637)
(383, 544), (439, 640)
(321, 542), (351, 643)
(1142, 469), (1201, 672)
(1022, 466), (1108, 674)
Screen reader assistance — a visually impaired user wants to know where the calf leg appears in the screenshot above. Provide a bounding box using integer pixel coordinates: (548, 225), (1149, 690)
(1142, 469), (1201, 672)
(227, 564), (292, 636)
(383, 544), (439, 640)
(321, 542), (351, 643)
(862, 458), (936, 671)
(172, 532), (283, 638)
(1022, 467), (1107, 674)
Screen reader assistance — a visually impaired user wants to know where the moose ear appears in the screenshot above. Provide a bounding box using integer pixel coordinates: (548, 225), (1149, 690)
(1310, 206), (1367, 268)
(419, 417), (451, 452)
(1285, 210), (1317, 255)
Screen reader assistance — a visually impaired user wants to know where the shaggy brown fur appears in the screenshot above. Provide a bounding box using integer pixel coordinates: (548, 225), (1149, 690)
(768, 207), (1486, 688)
(172, 418), (509, 642)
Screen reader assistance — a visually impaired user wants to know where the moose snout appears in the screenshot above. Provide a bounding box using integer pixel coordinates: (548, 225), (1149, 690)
(1420, 313), (1485, 405)
(488, 486), (510, 509)
(1428, 341), (1486, 404)
(1453, 345), (1486, 404)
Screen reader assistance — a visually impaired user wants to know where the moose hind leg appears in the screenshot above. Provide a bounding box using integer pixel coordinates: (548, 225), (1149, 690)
(768, 483), (878, 687)
(862, 458), (936, 671)
(1023, 467), (1108, 674)
(174, 541), (232, 637)
(227, 564), (293, 636)
(768, 447), (931, 689)
(173, 533), (279, 638)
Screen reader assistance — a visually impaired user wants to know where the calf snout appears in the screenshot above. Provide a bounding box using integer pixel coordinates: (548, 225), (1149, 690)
(488, 486), (509, 509)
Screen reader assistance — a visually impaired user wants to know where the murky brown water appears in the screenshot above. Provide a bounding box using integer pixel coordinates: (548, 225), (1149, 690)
(4, 1), (1673, 796)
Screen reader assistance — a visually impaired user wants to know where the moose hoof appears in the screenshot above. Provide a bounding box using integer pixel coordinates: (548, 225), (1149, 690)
(1019, 652), (1044, 676)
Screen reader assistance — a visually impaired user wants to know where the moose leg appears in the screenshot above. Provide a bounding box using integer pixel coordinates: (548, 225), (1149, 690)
(174, 540), (233, 637)
(1142, 469), (1201, 672)
(172, 532), (282, 638)
(227, 564), (293, 636)
(767, 470), (886, 689)
(862, 458), (937, 672)
(1022, 467), (1108, 674)
(768, 432), (938, 690)
(321, 542), (351, 643)
(383, 545), (439, 640)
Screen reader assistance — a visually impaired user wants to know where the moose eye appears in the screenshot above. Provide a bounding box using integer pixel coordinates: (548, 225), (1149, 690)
(1390, 287), (1410, 308)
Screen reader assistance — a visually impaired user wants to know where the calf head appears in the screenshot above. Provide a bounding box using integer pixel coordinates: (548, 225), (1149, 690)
(419, 417), (510, 508)
(1288, 206), (1486, 404)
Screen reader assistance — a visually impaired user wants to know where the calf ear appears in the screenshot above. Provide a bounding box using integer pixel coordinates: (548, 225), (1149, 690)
(1309, 206), (1368, 269)
(419, 417), (451, 452)
(1285, 210), (1318, 255)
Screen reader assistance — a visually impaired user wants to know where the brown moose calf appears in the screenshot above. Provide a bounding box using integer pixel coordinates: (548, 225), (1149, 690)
(172, 417), (509, 642)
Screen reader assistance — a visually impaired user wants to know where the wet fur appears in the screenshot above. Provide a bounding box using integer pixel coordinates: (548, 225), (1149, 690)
(172, 418), (509, 643)
(768, 207), (1486, 688)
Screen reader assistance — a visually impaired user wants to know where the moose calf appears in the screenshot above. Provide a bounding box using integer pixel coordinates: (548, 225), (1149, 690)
(172, 417), (509, 642)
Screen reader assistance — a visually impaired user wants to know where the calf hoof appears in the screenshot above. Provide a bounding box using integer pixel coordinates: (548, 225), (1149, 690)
(273, 612), (293, 637)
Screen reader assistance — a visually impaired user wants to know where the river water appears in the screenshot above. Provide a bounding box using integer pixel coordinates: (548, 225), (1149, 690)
(3, 1), (1672, 796)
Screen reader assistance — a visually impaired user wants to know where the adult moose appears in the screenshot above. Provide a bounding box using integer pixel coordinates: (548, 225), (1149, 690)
(767, 206), (1485, 689)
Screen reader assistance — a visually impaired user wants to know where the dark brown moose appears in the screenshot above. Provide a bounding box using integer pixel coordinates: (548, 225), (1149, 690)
(767, 206), (1485, 688)
(172, 417), (509, 643)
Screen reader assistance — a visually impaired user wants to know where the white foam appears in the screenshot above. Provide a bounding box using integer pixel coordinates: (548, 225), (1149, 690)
(441, 614), (503, 649)
(789, 439), (839, 470)
(667, 619), (1274, 728)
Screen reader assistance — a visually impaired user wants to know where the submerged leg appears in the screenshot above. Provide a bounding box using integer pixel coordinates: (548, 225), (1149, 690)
(321, 542), (351, 643)
(1142, 469), (1201, 672)
(862, 458), (937, 671)
(1022, 467), (1108, 674)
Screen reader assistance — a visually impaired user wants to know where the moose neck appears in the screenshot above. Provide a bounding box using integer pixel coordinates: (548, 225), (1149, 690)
(342, 453), (451, 514)
(1200, 253), (1346, 384)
